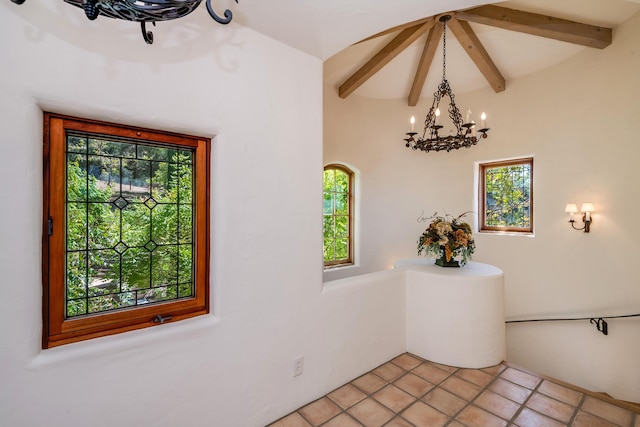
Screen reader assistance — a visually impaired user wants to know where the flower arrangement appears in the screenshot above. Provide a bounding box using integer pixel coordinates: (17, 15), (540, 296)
(417, 212), (475, 266)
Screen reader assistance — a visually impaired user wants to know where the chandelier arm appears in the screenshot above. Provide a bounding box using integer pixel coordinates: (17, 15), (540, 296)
(206, 0), (238, 25)
(11, 0), (26, 4)
(141, 21), (155, 44)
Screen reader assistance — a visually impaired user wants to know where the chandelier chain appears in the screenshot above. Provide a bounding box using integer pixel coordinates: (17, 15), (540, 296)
(442, 19), (447, 80)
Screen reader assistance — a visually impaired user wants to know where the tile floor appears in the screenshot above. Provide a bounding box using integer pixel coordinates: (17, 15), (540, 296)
(268, 353), (640, 427)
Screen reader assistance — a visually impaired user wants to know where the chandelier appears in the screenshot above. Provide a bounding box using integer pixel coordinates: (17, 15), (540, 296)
(404, 15), (490, 153)
(10, 0), (238, 44)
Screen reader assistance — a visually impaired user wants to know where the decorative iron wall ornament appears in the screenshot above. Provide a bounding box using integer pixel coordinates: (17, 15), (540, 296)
(404, 15), (490, 153)
(10, 0), (239, 44)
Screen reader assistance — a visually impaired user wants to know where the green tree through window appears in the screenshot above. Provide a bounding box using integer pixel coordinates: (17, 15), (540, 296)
(479, 158), (533, 233)
(323, 165), (353, 267)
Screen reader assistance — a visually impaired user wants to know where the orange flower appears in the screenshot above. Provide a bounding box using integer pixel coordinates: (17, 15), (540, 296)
(453, 229), (468, 247)
(444, 245), (453, 262)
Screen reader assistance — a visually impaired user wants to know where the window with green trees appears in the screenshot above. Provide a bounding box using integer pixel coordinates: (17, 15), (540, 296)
(479, 158), (533, 233)
(43, 113), (210, 348)
(323, 165), (354, 267)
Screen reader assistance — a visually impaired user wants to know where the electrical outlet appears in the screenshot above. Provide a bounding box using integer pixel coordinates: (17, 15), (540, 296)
(293, 356), (304, 377)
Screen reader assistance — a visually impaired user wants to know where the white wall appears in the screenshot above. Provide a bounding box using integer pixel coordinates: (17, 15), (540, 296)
(0, 3), (406, 426)
(324, 11), (640, 401)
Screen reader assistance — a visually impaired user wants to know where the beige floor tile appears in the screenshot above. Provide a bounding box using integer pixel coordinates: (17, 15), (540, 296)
(412, 363), (452, 384)
(394, 373), (434, 397)
(489, 378), (533, 404)
(572, 410), (621, 427)
(440, 375), (482, 401)
(347, 398), (395, 427)
(422, 388), (467, 416)
(269, 412), (312, 427)
(374, 362), (407, 382)
(514, 407), (566, 427)
(352, 373), (387, 395)
(320, 413), (362, 427)
(581, 396), (634, 426)
(401, 401), (450, 427)
(455, 405), (508, 427)
(456, 368), (495, 387)
(447, 421), (467, 427)
(373, 385), (416, 413)
(525, 392), (576, 424)
(538, 380), (583, 406)
(298, 397), (341, 426)
(391, 353), (423, 371)
(500, 367), (541, 390)
(327, 384), (366, 410)
(474, 390), (520, 420)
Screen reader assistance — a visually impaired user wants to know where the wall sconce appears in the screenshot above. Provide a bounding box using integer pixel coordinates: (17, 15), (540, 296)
(565, 203), (594, 232)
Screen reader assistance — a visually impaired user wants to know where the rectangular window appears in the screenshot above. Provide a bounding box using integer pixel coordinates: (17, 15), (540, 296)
(43, 113), (210, 348)
(479, 157), (533, 233)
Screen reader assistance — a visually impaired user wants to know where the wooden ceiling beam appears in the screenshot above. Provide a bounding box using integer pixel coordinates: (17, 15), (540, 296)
(408, 23), (443, 106)
(447, 17), (506, 93)
(339, 20), (434, 99)
(356, 17), (433, 44)
(455, 5), (612, 49)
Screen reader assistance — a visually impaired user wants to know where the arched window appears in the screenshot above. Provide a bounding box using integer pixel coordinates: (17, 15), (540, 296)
(323, 164), (354, 268)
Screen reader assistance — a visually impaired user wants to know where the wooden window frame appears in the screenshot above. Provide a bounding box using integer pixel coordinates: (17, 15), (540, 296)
(479, 157), (534, 233)
(42, 113), (210, 348)
(323, 164), (354, 268)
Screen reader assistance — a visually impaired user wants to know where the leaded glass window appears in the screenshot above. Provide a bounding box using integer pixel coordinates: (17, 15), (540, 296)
(479, 158), (533, 233)
(323, 165), (353, 267)
(43, 113), (210, 348)
(65, 134), (195, 317)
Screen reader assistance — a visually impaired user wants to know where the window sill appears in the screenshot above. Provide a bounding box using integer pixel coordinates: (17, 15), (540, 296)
(478, 230), (535, 237)
(28, 314), (219, 370)
(324, 262), (355, 272)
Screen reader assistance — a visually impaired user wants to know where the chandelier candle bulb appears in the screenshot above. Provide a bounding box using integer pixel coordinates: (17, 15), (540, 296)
(435, 108), (441, 125)
(472, 121), (476, 137)
(466, 108), (472, 124)
(481, 112), (487, 129)
(410, 116), (415, 132)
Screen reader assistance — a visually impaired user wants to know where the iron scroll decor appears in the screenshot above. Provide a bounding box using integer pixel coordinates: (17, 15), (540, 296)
(10, 0), (239, 44)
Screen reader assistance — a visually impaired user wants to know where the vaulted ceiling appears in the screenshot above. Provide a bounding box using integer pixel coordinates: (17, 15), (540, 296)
(316, 0), (640, 100)
(337, 5), (612, 106)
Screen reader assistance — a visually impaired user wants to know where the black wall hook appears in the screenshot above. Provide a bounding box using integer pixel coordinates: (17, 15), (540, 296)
(590, 318), (608, 335)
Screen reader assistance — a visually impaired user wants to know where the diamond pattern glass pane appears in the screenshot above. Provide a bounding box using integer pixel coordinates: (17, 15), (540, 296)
(65, 133), (196, 318)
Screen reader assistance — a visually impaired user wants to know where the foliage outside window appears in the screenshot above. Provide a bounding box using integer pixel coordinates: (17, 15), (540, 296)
(479, 158), (533, 233)
(43, 113), (210, 348)
(323, 165), (353, 267)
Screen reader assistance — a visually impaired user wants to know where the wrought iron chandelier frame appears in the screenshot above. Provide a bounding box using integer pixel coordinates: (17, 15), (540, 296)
(10, 0), (238, 44)
(404, 15), (490, 153)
